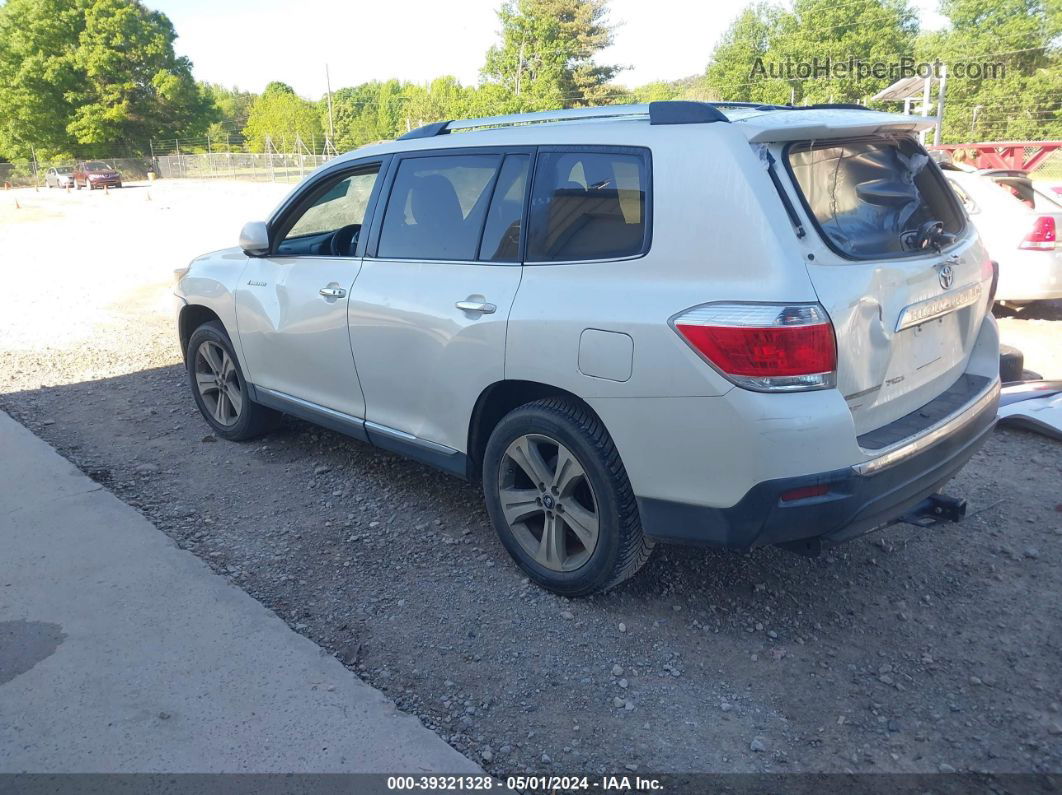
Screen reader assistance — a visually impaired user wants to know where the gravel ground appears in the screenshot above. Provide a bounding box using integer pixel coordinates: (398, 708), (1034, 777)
(1, 181), (1060, 775)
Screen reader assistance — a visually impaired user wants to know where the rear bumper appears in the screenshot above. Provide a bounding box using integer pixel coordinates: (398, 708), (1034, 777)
(995, 251), (1062, 301)
(639, 378), (1000, 549)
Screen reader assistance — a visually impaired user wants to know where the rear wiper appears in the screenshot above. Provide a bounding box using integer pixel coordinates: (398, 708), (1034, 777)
(764, 151), (806, 239)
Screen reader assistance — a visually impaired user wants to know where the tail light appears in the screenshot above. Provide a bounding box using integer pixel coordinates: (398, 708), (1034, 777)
(1019, 216), (1056, 250)
(671, 303), (836, 392)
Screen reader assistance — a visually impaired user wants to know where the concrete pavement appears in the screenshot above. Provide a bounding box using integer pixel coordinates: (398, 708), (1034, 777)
(0, 410), (479, 773)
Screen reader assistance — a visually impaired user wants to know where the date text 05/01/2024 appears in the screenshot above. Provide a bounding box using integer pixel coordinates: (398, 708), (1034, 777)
(386, 775), (663, 791)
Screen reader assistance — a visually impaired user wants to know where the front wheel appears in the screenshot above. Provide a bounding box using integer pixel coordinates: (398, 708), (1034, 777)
(482, 398), (654, 596)
(186, 321), (278, 441)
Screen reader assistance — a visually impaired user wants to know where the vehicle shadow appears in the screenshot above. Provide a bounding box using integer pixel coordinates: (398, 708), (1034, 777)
(0, 363), (998, 618)
(993, 299), (1062, 320)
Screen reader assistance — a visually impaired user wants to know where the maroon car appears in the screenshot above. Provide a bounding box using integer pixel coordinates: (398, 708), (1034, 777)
(74, 160), (122, 190)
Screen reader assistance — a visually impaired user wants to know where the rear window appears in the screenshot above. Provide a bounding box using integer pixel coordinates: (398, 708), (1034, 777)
(787, 137), (964, 259)
(526, 150), (649, 262)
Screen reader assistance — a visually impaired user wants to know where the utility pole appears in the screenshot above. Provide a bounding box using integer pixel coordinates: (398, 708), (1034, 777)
(933, 63), (948, 146)
(515, 40), (525, 97)
(919, 76), (932, 145)
(325, 63), (336, 143)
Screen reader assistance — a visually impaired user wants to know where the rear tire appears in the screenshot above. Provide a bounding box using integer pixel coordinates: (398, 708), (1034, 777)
(482, 398), (654, 596)
(186, 321), (278, 441)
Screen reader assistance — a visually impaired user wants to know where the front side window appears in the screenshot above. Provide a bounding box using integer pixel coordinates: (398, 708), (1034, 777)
(787, 137), (964, 259)
(526, 150), (649, 262)
(276, 167), (380, 256)
(378, 154), (501, 261)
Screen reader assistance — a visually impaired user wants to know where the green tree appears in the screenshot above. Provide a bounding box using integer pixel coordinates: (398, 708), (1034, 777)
(705, 4), (784, 103)
(707, 0), (917, 105)
(482, 0), (623, 110)
(916, 0), (1062, 142)
(327, 80), (406, 150)
(205, 84), (255, 127)
(242, 81), (323, 152)
(0, 0), (212, 159)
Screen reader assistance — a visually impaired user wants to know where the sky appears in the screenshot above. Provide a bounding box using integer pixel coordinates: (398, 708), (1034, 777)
(149, 0), (949, 99)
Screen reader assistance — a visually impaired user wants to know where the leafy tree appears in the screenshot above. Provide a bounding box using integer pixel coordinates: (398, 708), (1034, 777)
(915, 0), (1062, 142)
(482, 0), (623, 110)
(0, 0), (213, 159)
(242, 82), (323, 152)
(401, 76), (474, 130)
(707, 0), (917, 105)
(204, 84), (256, 127)
(704, 4), (785, 103)
(327, 80), (408, 150)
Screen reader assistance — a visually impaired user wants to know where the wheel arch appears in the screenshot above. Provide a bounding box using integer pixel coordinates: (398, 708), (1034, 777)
(466, 379), (605, 478)
(178, 304), (223, 363)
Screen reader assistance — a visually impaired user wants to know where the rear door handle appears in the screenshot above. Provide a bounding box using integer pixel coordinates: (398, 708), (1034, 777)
(455, 300), (496, 314)
(319, 286), (347, 298)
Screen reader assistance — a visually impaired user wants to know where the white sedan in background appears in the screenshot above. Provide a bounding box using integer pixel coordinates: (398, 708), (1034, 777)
(44, 166), (74, 189)
(942, 166), (1062, 305)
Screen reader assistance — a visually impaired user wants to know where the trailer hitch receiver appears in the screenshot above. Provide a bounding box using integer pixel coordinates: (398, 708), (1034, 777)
(903, 493), (968, 527)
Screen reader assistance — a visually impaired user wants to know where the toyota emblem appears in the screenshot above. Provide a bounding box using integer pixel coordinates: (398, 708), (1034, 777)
(938, 263), (954, 290)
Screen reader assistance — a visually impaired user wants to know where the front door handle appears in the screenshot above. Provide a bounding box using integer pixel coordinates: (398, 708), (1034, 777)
(319, 286), (347, 298)
(455, 300), (496, 314)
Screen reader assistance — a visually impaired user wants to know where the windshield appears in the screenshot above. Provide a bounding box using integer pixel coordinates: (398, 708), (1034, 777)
(85, 161), (113, 172)
(787, 136), (964, 259)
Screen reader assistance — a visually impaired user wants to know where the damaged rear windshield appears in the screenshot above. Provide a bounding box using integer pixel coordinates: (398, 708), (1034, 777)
(787, 136), (964, 259)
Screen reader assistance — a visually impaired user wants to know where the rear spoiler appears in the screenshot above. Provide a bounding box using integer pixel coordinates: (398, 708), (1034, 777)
(736, 109), (937, 143)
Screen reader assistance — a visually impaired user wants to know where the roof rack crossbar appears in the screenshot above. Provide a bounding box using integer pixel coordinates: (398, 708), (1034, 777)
(397, 101), (731, 140)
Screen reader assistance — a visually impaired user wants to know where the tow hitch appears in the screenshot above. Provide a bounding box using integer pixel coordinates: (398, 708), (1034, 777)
(902, 493), (967, 527)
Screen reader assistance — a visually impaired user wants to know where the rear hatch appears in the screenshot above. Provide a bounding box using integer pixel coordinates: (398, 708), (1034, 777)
(737, 110), (993, 435)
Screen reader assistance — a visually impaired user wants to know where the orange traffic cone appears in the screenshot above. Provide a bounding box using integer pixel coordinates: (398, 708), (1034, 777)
(13, 196), (20, 209)
(103, 184), (109, 195)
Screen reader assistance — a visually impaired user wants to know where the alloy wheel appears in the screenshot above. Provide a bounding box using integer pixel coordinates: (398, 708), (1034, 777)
(498, 434), (600, 572)
(194, 340), (243, 426)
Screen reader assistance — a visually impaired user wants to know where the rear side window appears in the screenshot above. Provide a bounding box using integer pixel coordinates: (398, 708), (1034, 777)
(378, 154), (500, 260)
(787, 137), (964, 259)
(479, 154), (530, 262)
(526, 150), (649, 262)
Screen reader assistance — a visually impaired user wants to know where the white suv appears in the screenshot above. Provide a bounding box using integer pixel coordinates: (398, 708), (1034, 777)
(175, 101), (1001, 596)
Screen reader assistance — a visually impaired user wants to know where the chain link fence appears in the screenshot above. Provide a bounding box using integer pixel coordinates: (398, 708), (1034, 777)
(154, 152), (333, 183)
(0, 152), (336, 188)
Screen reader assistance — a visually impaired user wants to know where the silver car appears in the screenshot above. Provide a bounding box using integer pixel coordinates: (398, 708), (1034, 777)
(44, 167), (73, 189)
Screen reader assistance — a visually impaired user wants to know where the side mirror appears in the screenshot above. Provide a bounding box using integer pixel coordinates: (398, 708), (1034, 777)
(239, 221), (270, 256)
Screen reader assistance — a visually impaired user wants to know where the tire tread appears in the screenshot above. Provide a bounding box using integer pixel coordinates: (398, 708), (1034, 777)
(517, 397), (654, 593)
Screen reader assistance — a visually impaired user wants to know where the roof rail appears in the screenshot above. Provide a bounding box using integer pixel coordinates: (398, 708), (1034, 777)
(397, 100), (729, 140)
